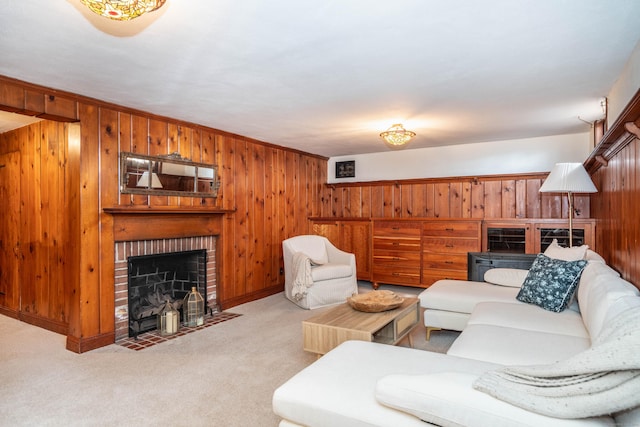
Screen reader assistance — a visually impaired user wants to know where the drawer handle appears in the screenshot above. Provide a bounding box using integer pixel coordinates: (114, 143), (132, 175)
(445, 228), (454, 231)
(445, 244), (454, 248)
(392, 227), (400, 230)
(444, 261), (453, 264)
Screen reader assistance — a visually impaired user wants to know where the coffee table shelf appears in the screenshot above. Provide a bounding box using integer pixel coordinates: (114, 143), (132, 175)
(302, 297), (419, 356)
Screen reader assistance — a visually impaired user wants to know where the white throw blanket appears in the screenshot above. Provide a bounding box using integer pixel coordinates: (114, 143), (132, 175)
(291, 252), (314, 301)
(473, 305), (640, 418)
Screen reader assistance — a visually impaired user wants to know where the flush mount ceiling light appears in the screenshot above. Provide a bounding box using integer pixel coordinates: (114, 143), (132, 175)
(79, 0), (166, 20)
(379, 123), (416, 146)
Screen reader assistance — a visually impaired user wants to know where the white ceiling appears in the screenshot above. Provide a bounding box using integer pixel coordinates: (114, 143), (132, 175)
(1, 1), (640, 157)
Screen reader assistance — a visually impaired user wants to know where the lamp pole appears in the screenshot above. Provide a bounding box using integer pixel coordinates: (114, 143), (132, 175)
(567, 191), (574, 247)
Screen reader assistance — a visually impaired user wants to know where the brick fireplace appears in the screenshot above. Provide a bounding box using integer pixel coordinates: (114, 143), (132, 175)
(114, 236), (217, 341)
(105, 207), (227, 342)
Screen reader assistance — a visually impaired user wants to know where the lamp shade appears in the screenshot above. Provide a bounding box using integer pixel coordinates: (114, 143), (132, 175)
(137, 171), (163, 188)
(539, 163), (597, 193)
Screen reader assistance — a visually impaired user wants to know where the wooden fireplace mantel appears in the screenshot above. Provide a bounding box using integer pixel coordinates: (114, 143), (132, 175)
(104, 207), (234, 242)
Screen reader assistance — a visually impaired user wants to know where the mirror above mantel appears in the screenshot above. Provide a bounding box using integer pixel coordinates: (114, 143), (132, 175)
(120, 152), (220, 198)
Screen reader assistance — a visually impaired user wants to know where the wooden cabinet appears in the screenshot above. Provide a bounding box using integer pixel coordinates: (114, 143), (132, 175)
(421, 220), (482, 286)
(372, 220), (422, 287)
(313, 217), (594, 290)
(310, 219), (372, 280)
(482, 219), (596, 254)
(534, 220), (595, 253)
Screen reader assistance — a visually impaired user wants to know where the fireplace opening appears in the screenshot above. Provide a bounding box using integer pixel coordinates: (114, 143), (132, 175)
(127, 249), (207, 338)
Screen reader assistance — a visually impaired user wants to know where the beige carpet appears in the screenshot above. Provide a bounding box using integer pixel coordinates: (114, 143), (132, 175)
(0, 283), (458, 426)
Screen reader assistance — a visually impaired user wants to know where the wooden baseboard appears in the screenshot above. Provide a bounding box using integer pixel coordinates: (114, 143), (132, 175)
(19, 312), (68, 335)
(66, 332), (115, 354)
(219, 285), (283, 310)
(0, 306), (19, 319)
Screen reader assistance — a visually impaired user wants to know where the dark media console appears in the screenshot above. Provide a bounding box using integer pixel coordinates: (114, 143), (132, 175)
(467, 252), (537, 282)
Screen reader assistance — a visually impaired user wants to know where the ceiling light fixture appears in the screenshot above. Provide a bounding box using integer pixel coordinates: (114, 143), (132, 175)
(79, 0), (166, 21)
(379, 123), (416, 146)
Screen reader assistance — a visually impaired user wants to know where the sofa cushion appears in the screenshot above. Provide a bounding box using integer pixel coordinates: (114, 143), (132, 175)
(420, 280), (520, 313)
(484, 268), (528, 287)
(273, 341), (500, 427)
(517, 254), (587, 312)
(376, 372), (613, 427)
(467, 302), (588, 338)
(447, 324), (590, 365)
(544, 239), (588, 261)
(310, 263), (352, 281)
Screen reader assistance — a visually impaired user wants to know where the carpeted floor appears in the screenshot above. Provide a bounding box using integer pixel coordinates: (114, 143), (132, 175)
(0, 283), (458, 426)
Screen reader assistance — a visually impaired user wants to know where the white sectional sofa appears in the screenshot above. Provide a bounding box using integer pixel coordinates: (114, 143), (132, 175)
(273, 246), (640, 426)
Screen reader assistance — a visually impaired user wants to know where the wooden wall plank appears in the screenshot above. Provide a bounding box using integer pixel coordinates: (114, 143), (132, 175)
(265, 147), (278, 287)
(526, 179), (542, 218)
(129, 114), (149, 206)
(434, 183), (450, 218)
(470, 180), (484, 218)
(276, 149), (287, 280)
(400, 185), (412, 217)
(0, 149), (21, 313)
(233, 139), (249, 300)
(148, 119), (168, 206)
(449, 182), (463, 218)
(98, 110), (118, 334)
(461, 182), (472, 218)
(374, 185), (385, 217)
(483, 181), (502, 218)
(249, 143), (266, 294)
(515, 179), (527, 218)
(381, 184), (394, 217)
(38, 121), (53, 319)
(349, 186), (361, 217)
(79, 103), (102, 338)
(501, 180), (516, 218)
(20, 124), (40, 315)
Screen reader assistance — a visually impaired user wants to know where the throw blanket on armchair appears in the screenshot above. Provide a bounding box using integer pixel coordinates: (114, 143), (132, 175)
(291, 252), (314, 301)
(473, 305), (640, 418)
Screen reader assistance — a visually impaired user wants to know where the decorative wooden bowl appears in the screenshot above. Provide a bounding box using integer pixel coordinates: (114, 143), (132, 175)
(347, 290), (404, 313)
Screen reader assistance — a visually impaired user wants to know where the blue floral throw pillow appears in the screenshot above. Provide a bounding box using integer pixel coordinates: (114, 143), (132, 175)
(516, 253), (587, 312)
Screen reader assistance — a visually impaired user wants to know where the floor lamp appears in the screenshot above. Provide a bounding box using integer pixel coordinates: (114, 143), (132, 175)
(539, 163), (597, 247)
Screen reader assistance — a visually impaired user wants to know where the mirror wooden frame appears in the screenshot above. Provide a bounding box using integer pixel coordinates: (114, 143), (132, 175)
(120, 152), (219, 198)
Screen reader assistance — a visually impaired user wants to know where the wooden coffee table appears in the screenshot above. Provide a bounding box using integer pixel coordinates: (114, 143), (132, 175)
(302, 297), (420, 356)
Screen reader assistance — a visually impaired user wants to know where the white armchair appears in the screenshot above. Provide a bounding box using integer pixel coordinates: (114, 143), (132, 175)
(282, 235), (358, 309)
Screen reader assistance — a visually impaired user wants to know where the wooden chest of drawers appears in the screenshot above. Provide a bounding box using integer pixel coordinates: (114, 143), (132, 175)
(372, 221), (422, 287)
(421, 220), (481, 286)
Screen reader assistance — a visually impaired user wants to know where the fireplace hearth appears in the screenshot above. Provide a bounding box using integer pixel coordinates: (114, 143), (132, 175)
(127, 250), (207, 338)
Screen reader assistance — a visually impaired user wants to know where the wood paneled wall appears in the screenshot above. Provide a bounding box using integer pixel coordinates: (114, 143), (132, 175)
(0, 75), (326, 352)
(587, 89), (640, 289)
(4, 72), (636, 353)
(320, 175), (591, 221)
(0, 121), (73, 334)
